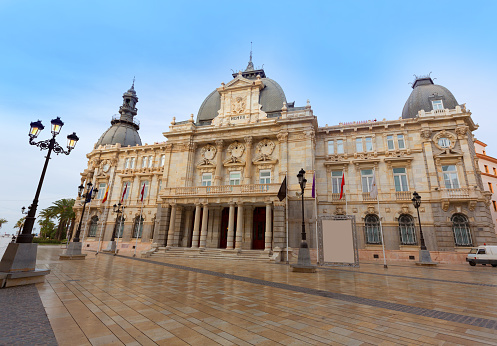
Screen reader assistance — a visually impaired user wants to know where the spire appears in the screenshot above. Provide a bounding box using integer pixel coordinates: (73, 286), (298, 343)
(245, 42), (254, 71)
(131, 76), (135, 90)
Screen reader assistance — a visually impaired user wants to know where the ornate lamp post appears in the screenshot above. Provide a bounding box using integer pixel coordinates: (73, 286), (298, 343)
(1, 117), (78, 286)
(412, 191), (437, 265)
(19, 117), (79, 243)
(291, 168), (316, 273)
(110, 203), (125, 254)
(73, 183), (98, 242)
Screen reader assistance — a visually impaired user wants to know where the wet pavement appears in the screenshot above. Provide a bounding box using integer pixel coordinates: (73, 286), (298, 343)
(14, 246), (497, 344)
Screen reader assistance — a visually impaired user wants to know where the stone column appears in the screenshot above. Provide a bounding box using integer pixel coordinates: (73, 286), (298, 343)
(182, 208), (193, 247)
(244, 137), (253, 184)
(166, 204), (176, 247)
(191, 204), (201, 248)
(265, 203), (272, 251)
(214, 139), (223, 186)
(155, 204), (170, 247)
(235, 203), (244, 249)
(199, 204), (209, 249)
(244, 206), (254, 250)
(227, 202), (236, 249)
(272, 202), (286, 249)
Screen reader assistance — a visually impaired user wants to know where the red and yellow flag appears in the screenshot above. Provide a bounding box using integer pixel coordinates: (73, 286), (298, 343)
(101, 184), (110, 203)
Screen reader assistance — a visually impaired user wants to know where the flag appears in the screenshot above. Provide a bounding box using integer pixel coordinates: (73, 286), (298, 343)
(121, 183), (128, 203)
(140, 183), (146, 202)
(370, 174), (378, 199)
(101, 184), (110, 203)
(339, 172), (345, 199)
(277, 177), (287, 201)
(87, 187), (93, 203)
(311, 173), (316, 198)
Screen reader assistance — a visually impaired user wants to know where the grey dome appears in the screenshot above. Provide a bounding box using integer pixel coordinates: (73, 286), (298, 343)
(402, 77), (458, 119)
(95, 122), (142, 148)
(197, 77), (287, 122)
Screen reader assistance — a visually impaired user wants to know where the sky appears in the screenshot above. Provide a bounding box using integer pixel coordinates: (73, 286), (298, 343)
(1, 1), (496, 234)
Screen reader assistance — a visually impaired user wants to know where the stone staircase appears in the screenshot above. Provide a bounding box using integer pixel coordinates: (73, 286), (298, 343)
(148, 247), (274, 262)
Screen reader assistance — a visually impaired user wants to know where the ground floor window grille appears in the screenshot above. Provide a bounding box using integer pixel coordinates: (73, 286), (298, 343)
(365, 214), (381, 244)
(398, 214), (416, 245)
(88, 216), (98, 237)
(133, 216), (144, 238)
(452, 214), (472, 246)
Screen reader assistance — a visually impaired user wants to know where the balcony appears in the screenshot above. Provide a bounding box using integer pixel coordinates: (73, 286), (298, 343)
(441, 188), (471, 199)
(362, 192), (377, 201)
(331, 193), (346, 202)
(164, 183), (280, 197)
(395, 191), (412, 200)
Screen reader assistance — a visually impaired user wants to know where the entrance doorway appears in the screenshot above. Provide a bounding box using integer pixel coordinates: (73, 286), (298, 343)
(219, 207), (237, 248)
(252, 207), (266, 250)
(188, 208), (202, 248)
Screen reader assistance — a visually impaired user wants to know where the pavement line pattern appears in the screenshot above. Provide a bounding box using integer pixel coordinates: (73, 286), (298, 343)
(115, 254), (497, 331)
(323, 267), (497, 287)
(0, 284), (57, 345)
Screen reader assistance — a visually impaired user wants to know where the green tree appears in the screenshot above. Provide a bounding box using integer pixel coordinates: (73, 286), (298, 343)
(0, 218), (7, 229)
(14, 217), (25, 233)
(38, 217), (56, 239)
(39, 199), (75, 240)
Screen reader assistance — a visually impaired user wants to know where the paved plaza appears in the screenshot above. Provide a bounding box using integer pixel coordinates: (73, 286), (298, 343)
(4, 246), (497, 345)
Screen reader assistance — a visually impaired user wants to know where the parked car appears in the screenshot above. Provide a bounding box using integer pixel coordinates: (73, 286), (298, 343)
(466, 245), (497, 267)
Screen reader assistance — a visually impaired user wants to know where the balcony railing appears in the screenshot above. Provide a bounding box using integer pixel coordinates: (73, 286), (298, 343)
(395, 191), (412, 200)
(167, 183), (280, 197)
(362, 192), (377, 201)
(331, 193), (346, 202)
(441, 188), (470, 199)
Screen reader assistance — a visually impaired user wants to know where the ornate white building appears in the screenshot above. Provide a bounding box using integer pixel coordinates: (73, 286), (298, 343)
(76, 59), (497, 264)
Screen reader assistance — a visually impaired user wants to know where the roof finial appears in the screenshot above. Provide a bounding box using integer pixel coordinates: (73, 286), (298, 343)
(245, 42), (254, 71)
(131, 76), (135, 90)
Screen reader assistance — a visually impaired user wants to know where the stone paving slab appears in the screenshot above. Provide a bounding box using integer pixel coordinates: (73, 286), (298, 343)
(0, 284), (57, 345)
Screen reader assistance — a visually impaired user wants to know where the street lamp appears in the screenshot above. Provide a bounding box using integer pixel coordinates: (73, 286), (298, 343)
(291, 168), (316, 272)
(412, 191), (437, 265)
(19, 117), (79, 243)
(110, 203), (125, 254)
(73, 182), (98, 242)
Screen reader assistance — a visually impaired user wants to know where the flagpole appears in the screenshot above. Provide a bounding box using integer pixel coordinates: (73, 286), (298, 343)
(134, 203), (143, 257)
(96, 205), (107, 255)
(374, 168), (387, 269)
(313, 172), (319, 265)
(285, 173), (289, 265)
(115, 211), (122, 256)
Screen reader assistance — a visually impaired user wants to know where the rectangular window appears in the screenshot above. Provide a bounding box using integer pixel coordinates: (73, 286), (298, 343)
(121, 182), (130, 201)
(397, 134), (405, 149)
(328, 140), (334, 155)
(260, 170), (271, 184)
(489, 182), (494, 193)
(393, 168), (409, 192)
(148, 156), (153, 168)
(96, 183), (106, 199)
(365, 137), (373, 152)
(361, 169), (374, 193)
(158, 179), (162, 193)
(337, 139), (344, 154)
(432, 100), (444, 110)
(202, 173), (212, 186)
(356, 138), (363, 152)
(140, 181), (149, 199)
(493, 201), (497, 212)
(229, 171), (241, 185)
(124, 158), (130, 169)
(387, 135), (394, 150)
(130, 158), (135, 168)
(331, 171), (343, 194)
(160, 155), (165, 167)
(442, 165), (459, 189)
(484, 165), (489, 173)
(141, 157), (147, 168)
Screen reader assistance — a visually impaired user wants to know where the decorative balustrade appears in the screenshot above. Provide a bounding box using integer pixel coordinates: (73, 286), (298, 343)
(167, 183), (280, 196)
(331, 193), (346, 202)
(395, 191), (412, 200)
(362, 192), (377, 201)
(441, 188), (470, 199)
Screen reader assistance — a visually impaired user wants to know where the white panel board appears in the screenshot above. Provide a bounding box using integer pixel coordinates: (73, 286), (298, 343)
(322, 219), (355, 264)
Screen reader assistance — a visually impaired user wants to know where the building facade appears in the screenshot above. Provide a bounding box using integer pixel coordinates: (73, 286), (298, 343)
(76, 60), (497, 263)
(474, 139), (497, 234)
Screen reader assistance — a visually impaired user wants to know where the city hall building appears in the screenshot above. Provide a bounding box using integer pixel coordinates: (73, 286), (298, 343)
(77, 58), (497, 263)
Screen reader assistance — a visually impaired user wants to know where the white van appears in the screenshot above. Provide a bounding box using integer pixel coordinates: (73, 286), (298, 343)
(466, 245), (497, 267)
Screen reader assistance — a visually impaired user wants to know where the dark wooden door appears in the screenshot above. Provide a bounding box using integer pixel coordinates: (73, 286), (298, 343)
(220, 208), (229, 248)
(252, 207), (266, 250)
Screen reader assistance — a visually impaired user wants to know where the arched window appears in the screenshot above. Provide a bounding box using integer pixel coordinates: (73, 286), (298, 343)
(88, 216), (98, 237)
(133, 216), (144, 238)
(114, 216), (125, 238)
(365, 214), (381, 244)
(398, 214), (416, 245)
(452, 214), (472, 246)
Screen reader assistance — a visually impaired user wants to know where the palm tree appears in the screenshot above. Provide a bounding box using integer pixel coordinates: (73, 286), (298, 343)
(14, 217), (26, 235)
(0, 218), (7, 229)
(39, 199), (76, 240)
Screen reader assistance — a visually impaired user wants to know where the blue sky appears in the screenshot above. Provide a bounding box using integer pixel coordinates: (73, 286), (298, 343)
(1, 1), (496, 234)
